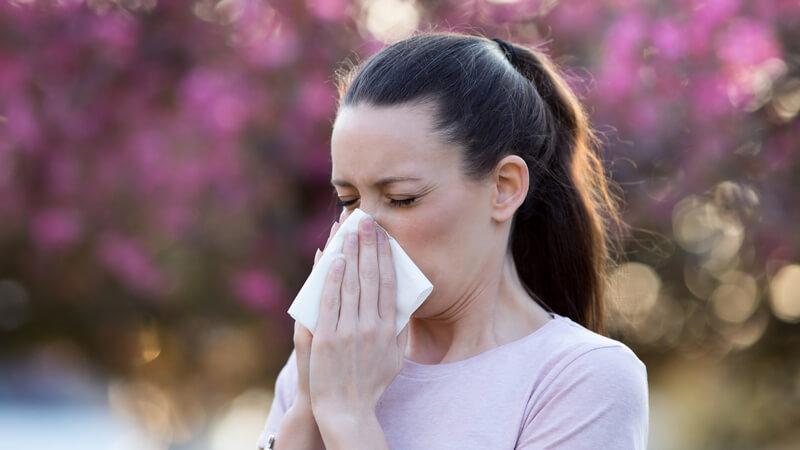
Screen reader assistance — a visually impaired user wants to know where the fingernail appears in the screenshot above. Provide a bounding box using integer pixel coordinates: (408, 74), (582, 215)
(377, 229), (386, 244)
(347, 232), (358, 247)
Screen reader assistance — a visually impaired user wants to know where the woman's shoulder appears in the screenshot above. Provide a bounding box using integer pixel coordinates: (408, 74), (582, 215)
(518, 312), (645, 371)
(507, 312), (648, 397)
(515, 314), (650, 448)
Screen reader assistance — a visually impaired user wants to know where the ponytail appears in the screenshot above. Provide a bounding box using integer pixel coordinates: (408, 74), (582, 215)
(506, 42), (623, 334)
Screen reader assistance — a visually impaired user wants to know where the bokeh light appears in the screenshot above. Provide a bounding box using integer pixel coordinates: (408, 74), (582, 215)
(363, 0), (420, 43)
(209, 388), (272, 450)
(769, 264), (800, 323)
(608, 262), (661, 324)
(710, 271), (759, 324)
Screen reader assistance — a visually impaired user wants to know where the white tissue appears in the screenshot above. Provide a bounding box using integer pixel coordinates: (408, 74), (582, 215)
(288, 208), (433, 336)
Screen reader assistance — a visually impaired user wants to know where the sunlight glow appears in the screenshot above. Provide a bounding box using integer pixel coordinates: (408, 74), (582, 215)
(210, 389), (272, 450)
(769, 264), (800, 323)
(362, 0), (420, 43)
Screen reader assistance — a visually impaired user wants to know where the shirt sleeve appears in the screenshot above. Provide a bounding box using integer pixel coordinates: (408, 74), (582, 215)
(256, 349), (299, 449)
(516, 345), (649, 450)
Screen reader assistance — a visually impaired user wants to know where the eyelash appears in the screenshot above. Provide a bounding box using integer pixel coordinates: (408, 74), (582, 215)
(335, 197), (417, 208)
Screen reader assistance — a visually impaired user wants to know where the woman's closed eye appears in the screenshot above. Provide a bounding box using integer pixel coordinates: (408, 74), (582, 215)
(335, 197), (417, 208)
(389, 197), (416, 207)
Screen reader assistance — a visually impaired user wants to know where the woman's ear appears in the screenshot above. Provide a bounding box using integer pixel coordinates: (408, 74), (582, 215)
(490, 155), (529, 223)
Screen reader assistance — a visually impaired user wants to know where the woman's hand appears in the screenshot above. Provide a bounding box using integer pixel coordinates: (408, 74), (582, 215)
(308, 215), (409, 441)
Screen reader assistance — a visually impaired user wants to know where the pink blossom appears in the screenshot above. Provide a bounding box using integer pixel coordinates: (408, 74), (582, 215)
(156, 204), (192, 237)
(232, 6), (300, 69)
(549, 0), (601, 31)
(97, 233), (167, 297)
(692, 0), (741, 30)
(688, 73), (731, 122)
(437, 0), (480, 29)
(89, 12), (138, 66)
(299, 79), (336, 120)
(651, 18), (686, 61)
(30, 208), (83, 250)
(46, 155), (81, 197)
(0, 59), (27, 98)
(595, 56), (637, 100)
(307, 0), (352, 23)
(231, 269), (284, 311)
(688, 0), (741, 57)
(715, 19), (781, 108)
(178, 68), (252, 135)
(605, 11), (648, 60)
(481, 1), (545, 24)
(628, 100), (661, 132)
(5, 95), (39, 150)
(777, 0), (800, 16)
(717, 19), (779, 68)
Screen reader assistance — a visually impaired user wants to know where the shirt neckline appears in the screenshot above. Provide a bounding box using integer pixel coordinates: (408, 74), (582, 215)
(398, 312), (564, 379)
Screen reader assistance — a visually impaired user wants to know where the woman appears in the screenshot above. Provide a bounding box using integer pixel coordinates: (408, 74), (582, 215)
(258, 32), (649, 449)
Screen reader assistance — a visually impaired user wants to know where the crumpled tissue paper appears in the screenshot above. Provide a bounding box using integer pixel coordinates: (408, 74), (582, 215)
(287, 208), (433, 335)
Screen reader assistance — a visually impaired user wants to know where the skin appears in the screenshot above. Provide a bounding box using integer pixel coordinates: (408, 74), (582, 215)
(276, 102), (552, 450)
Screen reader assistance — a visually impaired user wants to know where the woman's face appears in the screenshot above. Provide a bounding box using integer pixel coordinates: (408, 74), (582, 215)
(330, 102), (502, 319)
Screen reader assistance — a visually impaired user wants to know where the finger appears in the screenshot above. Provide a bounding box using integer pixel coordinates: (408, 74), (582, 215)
(337, 231), (359, 332)
(357, 216), (379, 320)
(316, 256), (345, 335)
(377, 227), (396, 322)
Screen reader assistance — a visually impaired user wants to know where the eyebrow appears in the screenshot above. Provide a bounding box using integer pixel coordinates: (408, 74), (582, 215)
(330, 176), (423, 188)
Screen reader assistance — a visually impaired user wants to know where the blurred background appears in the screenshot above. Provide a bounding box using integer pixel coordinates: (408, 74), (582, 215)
(1, 0), (799, 449)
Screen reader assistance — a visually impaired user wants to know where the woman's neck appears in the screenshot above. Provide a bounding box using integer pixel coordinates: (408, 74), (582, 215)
(405, 254), (552, 365)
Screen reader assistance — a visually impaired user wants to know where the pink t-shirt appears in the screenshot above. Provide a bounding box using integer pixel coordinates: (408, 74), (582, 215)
(257, 312), (649, 449)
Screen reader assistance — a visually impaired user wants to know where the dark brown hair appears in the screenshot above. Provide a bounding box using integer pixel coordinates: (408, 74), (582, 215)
(335, 32), (623, 334)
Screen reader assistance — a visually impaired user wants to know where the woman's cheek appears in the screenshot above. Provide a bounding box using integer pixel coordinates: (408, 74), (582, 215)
(389, 209), (449, 287)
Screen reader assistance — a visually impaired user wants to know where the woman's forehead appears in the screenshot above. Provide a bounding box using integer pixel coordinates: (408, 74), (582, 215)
(332, 103), (439, 146)
(330, 103), (459, 182)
